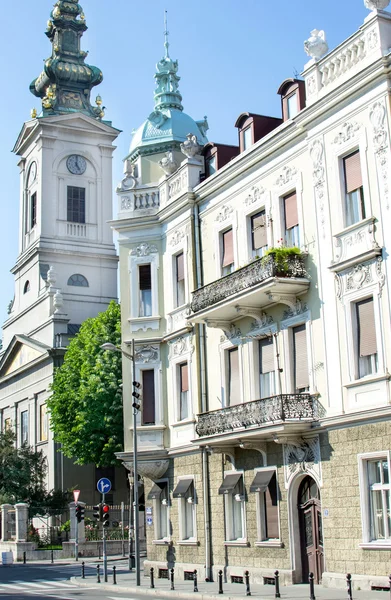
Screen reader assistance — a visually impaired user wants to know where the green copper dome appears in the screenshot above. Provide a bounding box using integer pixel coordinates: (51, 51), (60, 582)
(127, 30), (208, 159)
(30, 0), (105, 119)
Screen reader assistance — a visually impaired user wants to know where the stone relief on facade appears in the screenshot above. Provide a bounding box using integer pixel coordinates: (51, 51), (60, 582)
(283, 436), (322, 489)
(167, 306), (191, 333)
(244, 185), (266, 206)
(220, 324), (242, 344)
(121, 196), (132, 210)
(332, 218), (380, 267)
(335, 257), (385, 300)
(168, 229), (185, 247)
(310, 139), (327, 239)
(367, 28), (379, 50)
(168, 335), (194, 358)
(304, 29), (329, 60)
(130, 243), (158, 256)
(124, 459), (169, 480)
(275, 166), (298, 187)
(215, 204), (233, 222)
(159, 150), (179, 176)
(370, 101), (389, 209)
(306, 76), (316, 96)
(332, 121), (360, 145)
(283, 300), (309, 320)
(168, 170), (188, 199)
(134, 345), (159, 364)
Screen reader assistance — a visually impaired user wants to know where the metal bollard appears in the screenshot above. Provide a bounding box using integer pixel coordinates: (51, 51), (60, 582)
(194, 569), (198, 593)
(170, 567), (175, 591)
(150, 567), (155, 589)
(97, 564), (101, 584)
(274, 570), (281, 599)
(309, 572), (316, 600)
(23, 552), (26, 565)
(218, 570), (223, 594)
(81, 562), (85, 579)
(347, 573), (352, 600)
(244, 571), (251, 596)
(98, 545), (101, 560)
(113, 566), (117, 585)
(51, 550), (54, 564)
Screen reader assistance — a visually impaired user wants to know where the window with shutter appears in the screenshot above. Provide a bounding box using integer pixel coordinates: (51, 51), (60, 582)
(228, 348), (240, 406)
(356, 297), (378, 378)
(139, 264), (152, 317)
(264, 473), (279, 539)
(293, 324), (309, 392)
(30, 193), (37, 229)
(259, 338), (276, 398)
(142, 369), (155, 425)
(284, 191), (300, 247)
(67, 186), (86, 223)
(222, 229), (234, 275)
(175, 253), (185, 307)
(179, 363), (189, 420)
(343, 151), (365, 226)
(251, 211), (267, 255)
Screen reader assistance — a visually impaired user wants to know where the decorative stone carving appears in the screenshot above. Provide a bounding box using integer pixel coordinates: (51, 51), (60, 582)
(53, 290), (64, 314)
(283, 436), (322, 489)
(130, 243), (158, 256)
(367, 28), (379, 50)
(331, 218), (381, 268)
(180, 133), (202, 158)
(169, 229), (185, 247)
(364, 0), (390, 10)
(47, 265), (57, 288)
(333, 121), (360, 145)
(235, 306), (273, 330)
(306, 75), (316, 96)
(275, 166), (298, 187)
(370, 101), (389, 209)
(134, 345), (159, 363)
(168, 335), (194, 358)
(167, 306), (191, 333)
(346, 263), (372, 291)
(335, 257), (384, 300)
(121, 196), (132, 210)
(304, 29), (329, 60)
(124, 459), (169, 480)
(215, 204), (233, 222)
(283, 300), (309, 319)
(219, 323), (242, 343)
(168, 170), (188, 199)
(244, 185), (266, 206)
(309, 139), (326, 238)
(159, 150), (178, 176)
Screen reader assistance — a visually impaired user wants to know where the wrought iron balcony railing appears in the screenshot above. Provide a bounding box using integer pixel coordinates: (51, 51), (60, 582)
(190, 253), (307, 314)
(196, 393), (321, 438)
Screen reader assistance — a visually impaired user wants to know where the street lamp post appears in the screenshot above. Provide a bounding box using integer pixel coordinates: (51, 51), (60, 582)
(101, 340), (141, 586)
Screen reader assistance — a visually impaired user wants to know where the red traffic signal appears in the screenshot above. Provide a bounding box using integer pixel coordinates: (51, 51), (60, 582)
(102, 503), (110, 528)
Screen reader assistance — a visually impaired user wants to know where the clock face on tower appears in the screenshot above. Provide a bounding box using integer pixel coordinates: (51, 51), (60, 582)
(66, 155), (87, 175)
(28, 161), (37, 186)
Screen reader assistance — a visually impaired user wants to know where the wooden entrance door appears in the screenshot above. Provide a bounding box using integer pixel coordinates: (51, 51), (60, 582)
(299, 476), (324, 584)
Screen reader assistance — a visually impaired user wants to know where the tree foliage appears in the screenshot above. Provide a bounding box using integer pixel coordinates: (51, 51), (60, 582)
(48, 301), (123, 467)
(0, 429), (47, 505)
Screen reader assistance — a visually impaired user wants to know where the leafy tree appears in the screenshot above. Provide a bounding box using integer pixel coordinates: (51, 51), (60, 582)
(48, 301), (123, 467)
(0, 429), (47, 505)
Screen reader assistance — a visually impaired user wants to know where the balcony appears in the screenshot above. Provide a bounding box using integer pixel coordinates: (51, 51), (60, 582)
(196, 394), (321, 442)
(190, 253), (309, 323)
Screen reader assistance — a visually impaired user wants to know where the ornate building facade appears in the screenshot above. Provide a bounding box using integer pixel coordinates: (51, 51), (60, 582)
(0, 0), (127, 505)
(114, 2), (391, 590)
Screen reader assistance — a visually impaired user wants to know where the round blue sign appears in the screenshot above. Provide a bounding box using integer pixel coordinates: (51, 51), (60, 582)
(97, 477), (112, 494)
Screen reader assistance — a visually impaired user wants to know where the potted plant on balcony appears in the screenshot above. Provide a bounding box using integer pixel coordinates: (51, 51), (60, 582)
(262, 242), (302, 276)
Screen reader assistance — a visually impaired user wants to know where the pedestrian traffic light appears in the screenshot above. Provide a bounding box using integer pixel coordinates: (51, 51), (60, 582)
(132, 381), (141, 410)
(93, 503), (103, 522)
(102, 504), (110, 528)
(75, 504), (85, 523)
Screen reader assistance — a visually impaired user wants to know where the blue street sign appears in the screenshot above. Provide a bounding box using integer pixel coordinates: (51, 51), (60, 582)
(97, 477), (112, 494)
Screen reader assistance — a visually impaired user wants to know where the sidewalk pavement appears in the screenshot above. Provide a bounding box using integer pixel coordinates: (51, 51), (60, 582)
(73, 566), (390, 599)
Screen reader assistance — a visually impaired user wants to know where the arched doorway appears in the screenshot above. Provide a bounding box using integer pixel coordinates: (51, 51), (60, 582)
(298, 476), (324, 584)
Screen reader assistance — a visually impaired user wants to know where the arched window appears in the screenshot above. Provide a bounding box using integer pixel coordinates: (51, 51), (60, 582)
(23, 281), (30, 294)
(67, 274), (89, 287)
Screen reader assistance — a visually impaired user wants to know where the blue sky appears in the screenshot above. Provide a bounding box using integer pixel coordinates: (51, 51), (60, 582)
(0, 0), (370, 330)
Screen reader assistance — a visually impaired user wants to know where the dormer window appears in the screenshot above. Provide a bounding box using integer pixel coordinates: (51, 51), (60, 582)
(243, 127), (252, 151)
(277, 79), (306, 122)
(235, 113), (282, 153)
(206, 155), (217, 177)
(201, 143), (239, 180)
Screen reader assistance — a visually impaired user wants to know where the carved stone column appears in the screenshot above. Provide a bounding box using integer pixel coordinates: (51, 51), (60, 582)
(1, 504), (13, 541)
(15, 503), (29, 542)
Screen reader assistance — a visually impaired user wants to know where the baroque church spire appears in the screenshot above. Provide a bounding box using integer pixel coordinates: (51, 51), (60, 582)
(30, 0), (105, 119)
(153, 11), (183, 112)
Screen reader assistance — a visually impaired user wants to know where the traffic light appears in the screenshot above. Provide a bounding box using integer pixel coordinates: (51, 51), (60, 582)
(132, 381), (141, 410)
(93, 503), (103, 522)
(75, 504), (85, 523)
(102, 504), (110, 528)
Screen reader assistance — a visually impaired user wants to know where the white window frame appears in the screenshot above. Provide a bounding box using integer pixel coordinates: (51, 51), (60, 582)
(286, 92), (298, 119)
(169, 335), (194, 425)
(152, 478), (170, 544)
(247, 322), (279, 400)
(220, 338), (243, 408)
(223, 469), (247, 545)
(342, 285), (385, 383)
(20, 409), (29, 445)
(172, 250), (187, 309)
(281, 310), (314, 394)
(177, 475), (197, 544)
(253, 466), (282, 546)
(255, 335), (278, 399)
(358, 451), (391, 548)
(242, 187), (271, 262)
(331, 128), (371, 235)
(134, 345), (163, 427)
(213, 209), (238, 279)
(272, 167), (304, 251)
(128, 248), (160, 332)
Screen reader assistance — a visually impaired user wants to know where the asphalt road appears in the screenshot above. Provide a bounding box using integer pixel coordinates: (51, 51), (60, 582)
(0, 560), (159, 600)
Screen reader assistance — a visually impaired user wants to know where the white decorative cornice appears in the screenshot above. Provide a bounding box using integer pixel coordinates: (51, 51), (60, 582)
(130, 243), (158, 256)
(275, 166), (298, 187)
(332, 121), (361, 145)
(134, 344), (160, 363)
(215, 204), (233, 222)
(168, 229), (185, 247)
(168, 335), (194, 358)
(244, 185), (266, 206)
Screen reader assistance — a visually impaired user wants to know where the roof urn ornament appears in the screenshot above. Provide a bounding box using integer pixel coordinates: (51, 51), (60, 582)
(47, 265), (57, 289)
(159, 150), (178, 176)
(364, 0), (390, 9)
(53, 290), (64, 314)
(180, 133), (202, 158)
(304, 29), (329, 60)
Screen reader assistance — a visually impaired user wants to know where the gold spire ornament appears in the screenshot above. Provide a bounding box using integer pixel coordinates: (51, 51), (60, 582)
(31, 108), (38, 119)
